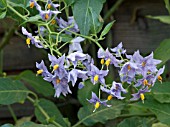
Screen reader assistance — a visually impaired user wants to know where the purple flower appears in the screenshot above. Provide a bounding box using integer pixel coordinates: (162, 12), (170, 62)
(119, 61), (138, 84)
(110, 42), (126, 57)
(68, 69), (88, 87)
(130, 87), (151, 103)
(22, 27), (43, 48)
(101, 81), (127, 100)
(82, 54), (94, 71)
(134, 74), (155, 88)
(39, 10), (60, 21)
(29, 0), (41, 11)
(87, 92), (111, 112)
(44, 73), (71, 97)
(56, 16), (79, 34)
(88, 64), (108, 85)
(36, 60), (50, 77)
(67, 52), (87, 68)
(68, 37), (84, 54)
(132, 51), (161, 76)
(47, 0), (60, 10)
(153, 66), (165, 84)
(48, 54), (67, 79)
(98, 48), (122, 67)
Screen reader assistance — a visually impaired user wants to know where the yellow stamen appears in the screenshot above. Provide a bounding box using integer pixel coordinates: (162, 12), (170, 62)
(94, 75), (99, 82)
(30, 2), (34, 8)
(26, 38), (31, 45)
(56, 79), (60, 84)
(51, 19), (56, 25)
(107, 95), (113, 101)
(95, 101), (100, 109)
(158, 75), (162, 82)
(143, 79), (148, 86)
(127, 65), (131, 71)
(37, 69), (43, 75)
(142, 62), (146, 67)
(140, 93), (145, 103)
(100, 59), (104, 65)
(105, 58), (111, 66)
(53, 64), (59, 71)
(45, 14), (49, 20)
(47, 4), (51, 9)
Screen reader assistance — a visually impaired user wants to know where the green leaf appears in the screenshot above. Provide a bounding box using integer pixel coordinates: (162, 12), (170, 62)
(1, 124), (14, 127)
(0, 0), (7, 9)
(77, 100), (125, 126)
(78, 80), (99, 106)
(0, 9), (6, 19)
(132, 95), (170, 126)
(17, 70), (55, 97)
(73, 0), (105, 35)
(19, 121), (56, 127)
(152, 122), (169, 127)
(22, 15), (42, 24)
(59, 34), (73, 42)
(0, 78), (29, 105)
(100, 20), (115, 38)
(154, 39), (170, 67)
(117, 117), (150, 127)
(65, 0), (75, 5)
(89, 8), (104, 34)
(164, 0), (170, 14)
(35, 99), (67, 127)
(16, 116), (32, 126)
(9, 0), (30, 8)
(152, 82), (170, 103)
(147, 15), (170, 24)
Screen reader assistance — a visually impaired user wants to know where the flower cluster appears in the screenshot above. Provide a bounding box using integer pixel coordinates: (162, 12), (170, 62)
(22, 0), (165, 112)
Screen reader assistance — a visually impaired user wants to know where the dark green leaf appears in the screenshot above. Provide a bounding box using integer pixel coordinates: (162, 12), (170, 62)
(17, 70), (55, 97)
(35, 99), (67, 127)
(73, 0), (105, 35)
(1, 124), (14, 127)
(78, 100), (125, 126)
(100, 20), (115, 38)
(132, 95), (170, 126)
(117, 117), (150, 127)
(0, 78), (29, 105)
(152, 82), (170, 103)
(59, 34), (73, 42)
(78, 80), (99, 106)
(65, 0), (75, 5)
(154, 39), (170, 67)
(0, 0), (7, 9)
(164, 0), (170, 14)
(89, 8), (104, 34)
(147, 15), (170, 24)
(19, 121), (56, 127)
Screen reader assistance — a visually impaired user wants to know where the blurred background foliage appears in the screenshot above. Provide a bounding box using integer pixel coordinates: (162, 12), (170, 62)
(0, 0), (170, 127)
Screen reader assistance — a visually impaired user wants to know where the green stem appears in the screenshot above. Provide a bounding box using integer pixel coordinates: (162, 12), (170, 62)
(7, 4), (27, 21)
(66, 30), (104, 50)
(0, 50), (3, 74)
(104, 0), (124, 21)
(27, 96), (62, 127)
(7, 105), (17, 123)
(58, 41), (71, 50)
